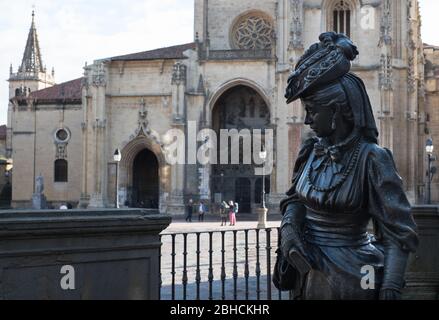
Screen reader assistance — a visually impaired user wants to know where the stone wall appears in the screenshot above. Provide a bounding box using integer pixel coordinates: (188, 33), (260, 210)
(424, 45), (439, 203)
(10, 104), (83, 208)
(404, 205), (439, 299)
(0, 209), (170, 300)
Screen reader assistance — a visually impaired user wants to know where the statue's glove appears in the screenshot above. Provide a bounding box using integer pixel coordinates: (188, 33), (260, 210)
(379, 241), (409, 300)
(379, 289), (402, 300)
(280, 202), (307, 260)
(281, 223), (306, 260)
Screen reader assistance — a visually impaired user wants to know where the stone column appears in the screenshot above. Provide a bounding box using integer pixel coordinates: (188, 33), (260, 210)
(405, 2), (423, 201)
(79, 76), (90, 208)
(171, 62), (187, 123)
(286, 0), (304, 67)
(269, 72), (293, 214)
(198, 165), (210, 201)
(378, 0), (394, 151)
(271, 0), (305, 211)
(167, 163), (186, 215)
(167, 63), (188, 215)
(88, 61), (108, 208)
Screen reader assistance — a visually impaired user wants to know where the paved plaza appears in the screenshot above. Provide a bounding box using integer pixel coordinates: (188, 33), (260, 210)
(159, 214), (286, 300)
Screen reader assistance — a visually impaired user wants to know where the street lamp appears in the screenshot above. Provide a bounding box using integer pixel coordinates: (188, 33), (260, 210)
(114, 149), (122, 208)
(257, 147), (268, 229)
(259, 149), (267, 209)
(220, 171), (224, 203)
(426, 139), (436, 204)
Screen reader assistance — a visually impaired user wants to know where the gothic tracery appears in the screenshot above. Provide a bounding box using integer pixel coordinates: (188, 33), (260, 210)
(232, 13), (274, 50)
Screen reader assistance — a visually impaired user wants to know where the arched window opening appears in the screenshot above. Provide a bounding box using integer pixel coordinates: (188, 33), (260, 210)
(332, 0), (351, 37)
(54, 159), (68, 182)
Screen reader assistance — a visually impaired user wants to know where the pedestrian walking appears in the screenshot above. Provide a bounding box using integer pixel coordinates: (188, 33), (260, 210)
(220, 201), (229, 226)
(198, 201), (206, 222)
(185, 199), (193, 222)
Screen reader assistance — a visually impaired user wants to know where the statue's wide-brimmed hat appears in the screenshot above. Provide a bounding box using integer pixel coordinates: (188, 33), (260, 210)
(285, 32), (359, 104)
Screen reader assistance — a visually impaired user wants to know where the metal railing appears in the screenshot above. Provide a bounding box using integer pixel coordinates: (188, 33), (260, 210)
(159, 227), (286, 300)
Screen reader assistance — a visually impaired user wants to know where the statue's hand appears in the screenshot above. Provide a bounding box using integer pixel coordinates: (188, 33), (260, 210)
(380, 242), (409, 300)
(379, 289), (402, 300)
(281, 224), (306, 260)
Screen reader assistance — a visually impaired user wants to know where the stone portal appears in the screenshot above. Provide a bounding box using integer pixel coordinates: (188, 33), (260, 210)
(212, 85), (271, 213)
(132, 149), (159, 209)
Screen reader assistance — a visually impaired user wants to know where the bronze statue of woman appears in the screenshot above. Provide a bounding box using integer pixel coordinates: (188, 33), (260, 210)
(277, 32), (419, 300)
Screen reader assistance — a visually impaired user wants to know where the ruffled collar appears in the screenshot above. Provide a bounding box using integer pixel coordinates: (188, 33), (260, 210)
(312, 128), (361, 173)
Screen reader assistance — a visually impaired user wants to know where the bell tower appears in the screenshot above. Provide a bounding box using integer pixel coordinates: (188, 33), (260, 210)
(8, 11), (55, 100)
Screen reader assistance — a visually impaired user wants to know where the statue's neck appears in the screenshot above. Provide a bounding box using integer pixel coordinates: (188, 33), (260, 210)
(328, 119), (354, 146)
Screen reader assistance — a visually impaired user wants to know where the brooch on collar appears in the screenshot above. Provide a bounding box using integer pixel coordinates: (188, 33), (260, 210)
(307, 140), (362, 193)
(314, 143), (342, 163)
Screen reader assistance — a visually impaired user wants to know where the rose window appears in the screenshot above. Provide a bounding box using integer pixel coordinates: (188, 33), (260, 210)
(232, 15), (274, 50)
(54, 128), (70, 143)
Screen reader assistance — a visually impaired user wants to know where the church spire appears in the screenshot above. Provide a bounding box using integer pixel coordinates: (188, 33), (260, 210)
(8, 10), (55, 98)
(19, 10), (44, 74)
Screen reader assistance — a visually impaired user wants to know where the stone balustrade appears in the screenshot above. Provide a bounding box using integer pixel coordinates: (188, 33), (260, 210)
(0, 208), (170, 300)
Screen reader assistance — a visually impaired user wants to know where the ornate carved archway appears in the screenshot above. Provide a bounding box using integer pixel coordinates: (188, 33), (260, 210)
(118, 132), (170, 210)
(211, 85), (271, 213)
(208, 78), (272, 127)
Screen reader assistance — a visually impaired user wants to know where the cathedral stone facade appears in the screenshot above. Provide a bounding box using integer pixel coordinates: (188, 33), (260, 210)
(7, 1), (438, 213)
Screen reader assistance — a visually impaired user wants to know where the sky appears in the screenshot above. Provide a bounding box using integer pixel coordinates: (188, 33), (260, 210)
(0, 0), (194, 125)
(0, 0), (438, 126)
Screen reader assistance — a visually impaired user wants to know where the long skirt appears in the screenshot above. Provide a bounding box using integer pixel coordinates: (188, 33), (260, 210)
(229, 212), (236, 225)
(294, 240), (384, 300)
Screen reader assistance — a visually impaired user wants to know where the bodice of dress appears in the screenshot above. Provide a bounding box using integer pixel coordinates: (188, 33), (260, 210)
(286, 134), (418, 251)
(295, 137), (366, 214)
(294, 135), (371, 246)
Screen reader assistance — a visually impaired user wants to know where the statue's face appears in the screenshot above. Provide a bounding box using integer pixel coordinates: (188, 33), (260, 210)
(302, 99), (335, 138)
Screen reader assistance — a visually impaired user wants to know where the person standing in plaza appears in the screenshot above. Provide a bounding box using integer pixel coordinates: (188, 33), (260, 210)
(198, 200), (206, 222)
(220, 201), (229, 226)
(228, 200), (236, 226)
(233, 201), (239, 225)
(185, 199), (193, 222)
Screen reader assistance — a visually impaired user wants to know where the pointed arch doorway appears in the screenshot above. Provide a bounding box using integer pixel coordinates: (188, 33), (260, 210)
(211, 84), (271, 213)
(132, 148), (159, 209)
